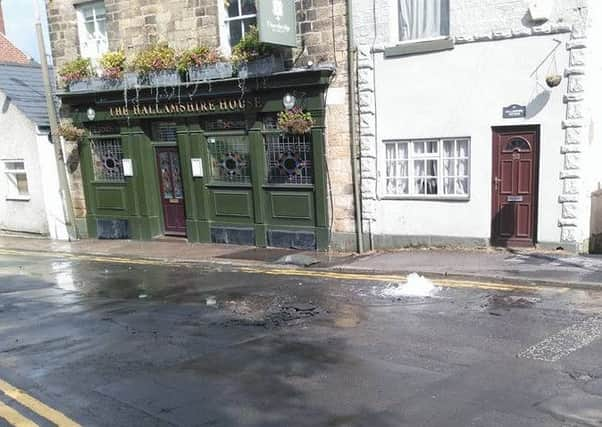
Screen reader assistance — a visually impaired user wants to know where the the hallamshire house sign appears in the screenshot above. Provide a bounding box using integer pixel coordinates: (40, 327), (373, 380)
(258, 0), (296, 47)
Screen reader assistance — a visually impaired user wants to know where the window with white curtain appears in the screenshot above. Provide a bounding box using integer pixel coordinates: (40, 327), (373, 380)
(220, 0), (257, 55)
(397, 0), (450, 42)
(76, 1), (108, 63)
(384, 138), (470, 197)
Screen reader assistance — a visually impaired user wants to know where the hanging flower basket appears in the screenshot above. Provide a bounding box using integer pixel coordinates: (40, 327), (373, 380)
(58, 120), (87, 142)
(545, 74), (562, 88)
(277, 107), (314, 135)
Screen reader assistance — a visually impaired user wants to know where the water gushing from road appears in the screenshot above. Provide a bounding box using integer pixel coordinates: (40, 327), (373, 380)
(379, 273), (439, 298)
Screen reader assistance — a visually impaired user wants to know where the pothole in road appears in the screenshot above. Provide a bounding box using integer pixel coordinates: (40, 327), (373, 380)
(482, 294), (540, 311)
(211, 296), (324, 329)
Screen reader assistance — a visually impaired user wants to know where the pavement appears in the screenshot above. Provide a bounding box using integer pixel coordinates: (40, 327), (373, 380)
(0, 248), (601, 426)
(1, 235), (602, 289)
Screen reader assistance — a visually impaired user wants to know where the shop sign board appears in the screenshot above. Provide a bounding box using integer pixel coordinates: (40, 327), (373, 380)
(257, 0), (296, 47)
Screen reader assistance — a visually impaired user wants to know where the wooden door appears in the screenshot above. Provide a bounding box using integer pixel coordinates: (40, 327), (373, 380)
(491, 127), (539, 247)
(156, 147), (186, 236)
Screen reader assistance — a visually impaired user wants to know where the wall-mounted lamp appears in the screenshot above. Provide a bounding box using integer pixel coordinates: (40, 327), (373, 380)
(86, 107), (96, 121)
(282, 93), (296, 110)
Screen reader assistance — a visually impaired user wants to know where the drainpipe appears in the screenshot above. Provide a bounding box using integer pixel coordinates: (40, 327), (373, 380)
(346, 0), (364, 253)
(34, 0), (77, 240)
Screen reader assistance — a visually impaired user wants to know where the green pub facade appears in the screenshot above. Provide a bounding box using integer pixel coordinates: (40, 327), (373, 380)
(59, 70), (334, 250)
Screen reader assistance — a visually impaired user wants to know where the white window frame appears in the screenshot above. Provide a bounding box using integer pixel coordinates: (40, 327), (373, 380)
(381, 137), (471, 200)
(218, 0), (258, 56)
(389, 0), (451, 45)
(3, 159), (30, 201)
(75, 1), (108, 64)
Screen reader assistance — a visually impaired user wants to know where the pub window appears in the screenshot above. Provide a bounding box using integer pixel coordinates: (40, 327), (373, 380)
(76, 1), (108, 64)
(384, 138), (469, 197)
(152, 122), (177, 142)
(265, 133), (313, 185)
(3, 160), (29, 199)
(207, 135), (251, 183)
(90, 138), (124, 182)
(397, 0), (450, 42)
(220, 0), (257, 55)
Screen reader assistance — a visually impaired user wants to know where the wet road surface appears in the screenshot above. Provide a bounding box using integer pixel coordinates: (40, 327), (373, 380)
(0, 251), (601, 426)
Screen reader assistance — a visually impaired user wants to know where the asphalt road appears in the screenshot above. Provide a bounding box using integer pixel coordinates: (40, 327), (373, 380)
(0, 251), (601, 427)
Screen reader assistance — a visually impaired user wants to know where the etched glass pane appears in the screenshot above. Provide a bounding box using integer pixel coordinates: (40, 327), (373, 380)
(159, 152), (174, 199)
(456, 178), (469, 195)
(208, 135), (250, 183)
(443, 178), (454, 195)
(90, 138), (124, 182)
(265, 133), (313, 184)
(427, 159), (437, 176)
(414, 160), (425, 176)
(414, 141), (425, 154)
(426, 141), (438, 153)
(414, 178), (425, 194)
(458, 159), (468, 176)
(170, 152), (183, 198)
(426, 178), (438, 194)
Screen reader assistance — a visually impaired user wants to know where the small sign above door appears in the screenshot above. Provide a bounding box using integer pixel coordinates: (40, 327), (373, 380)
(503, 104), (527, 119)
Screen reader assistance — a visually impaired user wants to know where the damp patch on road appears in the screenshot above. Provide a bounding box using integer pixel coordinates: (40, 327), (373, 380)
(518, 316), (602, 362)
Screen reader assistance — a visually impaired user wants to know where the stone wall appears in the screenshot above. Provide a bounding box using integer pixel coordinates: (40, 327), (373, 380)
(46, 0), (354, 244)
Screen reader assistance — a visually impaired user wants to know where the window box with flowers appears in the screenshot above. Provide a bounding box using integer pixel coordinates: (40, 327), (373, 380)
(98, 50), (137, 90)
(178, 46), (233, 82)
(59, 58), (98, 92)
(132, 44), (180, 86)
(232, 27), (284, 78)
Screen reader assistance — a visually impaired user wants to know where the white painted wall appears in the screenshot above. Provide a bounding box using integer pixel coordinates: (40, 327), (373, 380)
(0, 90), (68, 238)
(372, 35), (569, 242)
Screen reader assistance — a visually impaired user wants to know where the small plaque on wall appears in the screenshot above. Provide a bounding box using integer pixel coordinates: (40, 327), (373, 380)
(122, 159), (133, 176)
(503, 104), (526, 119)
(191, 158), (204, 177)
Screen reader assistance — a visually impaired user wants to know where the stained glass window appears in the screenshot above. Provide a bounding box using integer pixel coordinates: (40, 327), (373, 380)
(90, 138), (124, 182)
(207, 135), (250, 183)
(265, 133), (313, 185)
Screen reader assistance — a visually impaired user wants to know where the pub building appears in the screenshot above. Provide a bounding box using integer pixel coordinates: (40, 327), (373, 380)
(59, 70), (334, 250)
(49, 0), (354, 251)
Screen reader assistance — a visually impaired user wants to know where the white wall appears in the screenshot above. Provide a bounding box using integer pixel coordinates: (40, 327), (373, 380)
(0, 90), (67, 238)
(372, 35), (569, 242)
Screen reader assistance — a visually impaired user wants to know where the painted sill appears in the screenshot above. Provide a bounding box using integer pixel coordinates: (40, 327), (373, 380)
(5, 196), (30, 202)
(384, 37), (454, 58)
(380, 195), (470, 202)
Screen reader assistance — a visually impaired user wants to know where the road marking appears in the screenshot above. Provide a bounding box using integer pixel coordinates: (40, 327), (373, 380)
(0, 401), (38, 427)
(0, 248), (569, 292)
(239, 267), (562, 292)
(0, 378), (80, 427)
(518, 316), (602, 362)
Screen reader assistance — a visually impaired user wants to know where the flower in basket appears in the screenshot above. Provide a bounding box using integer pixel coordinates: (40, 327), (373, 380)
(99, 50), (127, 80)
(231, 26), (272, 65)
(132, 43), (177, 76)
(58, 58), (93, 86)
(277, 106), (314, 135)
(58, 120), (87, 142)
(177, 46), (222, 74)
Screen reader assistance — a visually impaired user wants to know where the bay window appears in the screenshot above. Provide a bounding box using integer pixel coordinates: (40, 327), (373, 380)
(384, 138), (470, 198)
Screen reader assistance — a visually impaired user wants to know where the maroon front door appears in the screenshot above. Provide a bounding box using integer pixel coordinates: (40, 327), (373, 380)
(156, 147), (186, 236)
(491, 126), (539, 247)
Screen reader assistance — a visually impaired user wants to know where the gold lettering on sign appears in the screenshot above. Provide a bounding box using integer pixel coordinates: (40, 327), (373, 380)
(107, 96), (264, 117)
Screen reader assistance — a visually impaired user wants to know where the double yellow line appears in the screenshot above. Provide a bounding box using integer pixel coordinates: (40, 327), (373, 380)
(0, 247), (567, 293)
(0, 378), (80, 426)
